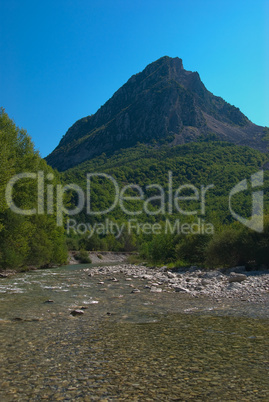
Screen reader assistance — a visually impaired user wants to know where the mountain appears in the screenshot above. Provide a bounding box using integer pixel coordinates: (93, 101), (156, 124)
(46, 56), (267, 171)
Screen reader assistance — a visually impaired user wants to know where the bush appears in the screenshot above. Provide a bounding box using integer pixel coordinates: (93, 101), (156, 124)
(75, 250), (92, 264)
(175, 234), (212, 266)
(146, 233), (176, 264)
(205, 227), (251, 268)
(248, 216), (269, 267)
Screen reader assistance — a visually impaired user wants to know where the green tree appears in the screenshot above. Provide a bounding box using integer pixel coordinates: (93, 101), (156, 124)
(0, 109), (67, 270)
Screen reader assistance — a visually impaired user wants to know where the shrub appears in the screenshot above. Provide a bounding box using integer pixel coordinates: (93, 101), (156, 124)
(175, 234), (212, 266)
(75, 250), (92, 264)
(147, 233), (176, 264)
(205, 227), (250, 268)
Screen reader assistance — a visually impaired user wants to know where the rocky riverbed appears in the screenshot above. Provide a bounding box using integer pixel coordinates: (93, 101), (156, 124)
(1, 262), (269, 400)
(85, 264), (269, 304)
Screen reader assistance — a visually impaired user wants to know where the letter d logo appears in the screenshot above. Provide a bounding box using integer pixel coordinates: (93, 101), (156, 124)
(229, 171), (264, 233)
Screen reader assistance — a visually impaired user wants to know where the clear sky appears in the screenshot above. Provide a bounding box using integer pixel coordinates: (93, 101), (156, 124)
(0, 0), (268, 157)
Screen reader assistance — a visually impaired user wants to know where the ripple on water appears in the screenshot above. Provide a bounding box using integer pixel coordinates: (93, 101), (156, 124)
(0, 286), (24, 294)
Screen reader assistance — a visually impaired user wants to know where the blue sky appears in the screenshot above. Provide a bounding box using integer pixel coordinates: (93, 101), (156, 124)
(0, 0), (268, 157)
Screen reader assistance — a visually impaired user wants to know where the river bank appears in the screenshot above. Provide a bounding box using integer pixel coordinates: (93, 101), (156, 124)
(85, 263), (269, 304)
(1, 254), (269, 304)
(68, 251), (132, 265)
(0, 251), (132, 276)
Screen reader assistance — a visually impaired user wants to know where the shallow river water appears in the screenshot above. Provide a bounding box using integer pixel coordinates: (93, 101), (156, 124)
(0, 264), (269, 401)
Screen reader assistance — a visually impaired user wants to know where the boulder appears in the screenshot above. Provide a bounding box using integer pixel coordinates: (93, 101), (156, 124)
(70, 309), (85, 316)
(201, 279), (211, 286)
(228, 273), (247, 283)
(131, 288), (140, 293)
(142, 274), (153, 280)
(167, 272), (176, 279)
(150, 287), (163, 293)
(174, 286), (190, 293)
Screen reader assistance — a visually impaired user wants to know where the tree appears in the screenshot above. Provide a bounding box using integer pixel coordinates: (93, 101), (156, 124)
(0, 109), (67, 270)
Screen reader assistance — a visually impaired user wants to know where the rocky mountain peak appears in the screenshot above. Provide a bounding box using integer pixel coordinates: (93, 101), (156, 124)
(45, 57), (266, 171)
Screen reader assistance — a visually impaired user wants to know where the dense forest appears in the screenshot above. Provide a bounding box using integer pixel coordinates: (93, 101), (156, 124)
(0, 109), (67, 270)
(62, 140), (269, 268)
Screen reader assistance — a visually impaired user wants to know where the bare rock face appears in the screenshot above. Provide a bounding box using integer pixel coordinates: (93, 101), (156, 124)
(45, 56), (266, 171)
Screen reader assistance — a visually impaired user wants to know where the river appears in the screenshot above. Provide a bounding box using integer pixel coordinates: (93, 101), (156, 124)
(0, 263), (269, 401)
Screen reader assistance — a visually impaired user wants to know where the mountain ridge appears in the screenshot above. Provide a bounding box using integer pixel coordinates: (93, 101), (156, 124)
(46, 56), (266, 171)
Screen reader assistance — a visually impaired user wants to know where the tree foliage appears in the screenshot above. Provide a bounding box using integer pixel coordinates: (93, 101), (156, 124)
(0, 109), (67, 270)
(62, 140), (269, 269)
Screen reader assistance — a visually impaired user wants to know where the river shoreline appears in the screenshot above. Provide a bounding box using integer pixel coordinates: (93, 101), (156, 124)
(84, 263), (269, 305)
(1, 253), (269, 304)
